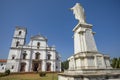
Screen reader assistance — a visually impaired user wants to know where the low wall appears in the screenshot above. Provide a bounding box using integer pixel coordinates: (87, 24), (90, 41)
(58, 69), (120, 80)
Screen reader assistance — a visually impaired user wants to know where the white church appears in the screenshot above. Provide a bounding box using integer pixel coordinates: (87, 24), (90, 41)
(4, 27), (61, 72)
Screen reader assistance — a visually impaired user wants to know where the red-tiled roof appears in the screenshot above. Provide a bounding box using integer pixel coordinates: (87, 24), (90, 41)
(0, 59), (7, 62)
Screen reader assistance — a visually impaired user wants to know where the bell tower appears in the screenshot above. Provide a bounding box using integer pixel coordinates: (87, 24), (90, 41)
(6, 26), (27, 72)
(11, 27), (27, 48)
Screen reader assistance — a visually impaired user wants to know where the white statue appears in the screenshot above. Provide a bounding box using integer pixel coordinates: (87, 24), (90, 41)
(70, 3), (86, 23)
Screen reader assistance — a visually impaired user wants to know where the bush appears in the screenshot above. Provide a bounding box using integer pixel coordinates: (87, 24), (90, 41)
(0, 73), (3, 77)
(5, 69), (10, 75)
(0, 70), (10, 77)
(39, 72), (46, 77)
(0, 73), (7, 77)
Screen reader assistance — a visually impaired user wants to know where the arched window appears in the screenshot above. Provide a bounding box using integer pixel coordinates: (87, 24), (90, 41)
(12, 56), (15, 59)
(57, 57), (59, 60)
(46, 62), (51, 71)
(18, 31), (22, 35)
(11, 65), (14, 69)
(56, 55), (59, 60)
(56, 66), (58, 69)
(47, 54), (51, 60)
(35, 52), (40, 59)
(23, 51), (27, 59)
(1, 64), (3, 66)
(20, 62), (26, 72)
(2, 67), (4, 69)
(37, 42), (40, 49)
(12, 55), (15, 60)
(16, 41), (19, 47)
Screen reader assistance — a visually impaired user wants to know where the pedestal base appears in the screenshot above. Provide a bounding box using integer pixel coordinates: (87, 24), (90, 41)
(58, 69), (120, 80)
(68, 52), (112, 70)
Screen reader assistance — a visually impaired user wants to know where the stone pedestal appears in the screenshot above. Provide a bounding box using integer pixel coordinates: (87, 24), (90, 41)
(68, 22), (112, 70)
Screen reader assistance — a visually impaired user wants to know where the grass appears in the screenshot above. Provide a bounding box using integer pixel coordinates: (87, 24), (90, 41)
(0, 73), (58, 80)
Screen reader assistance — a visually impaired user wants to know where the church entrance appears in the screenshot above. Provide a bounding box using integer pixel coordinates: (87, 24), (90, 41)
(33, 63), (38, 71)
(46, 62), (51, 71)
(20, 62), (26, 72)
(32, 60), (41, 71)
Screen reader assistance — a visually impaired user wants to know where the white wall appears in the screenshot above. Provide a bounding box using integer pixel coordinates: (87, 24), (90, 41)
(0, 62), (6, 72)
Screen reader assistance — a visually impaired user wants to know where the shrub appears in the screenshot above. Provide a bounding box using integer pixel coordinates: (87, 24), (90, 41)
(0, 69), (11, 77)
(39, 72), (46, 77)
(0, 73), (7, 77)
(5, 69), (10, 75)
(0, 73), (3, 77)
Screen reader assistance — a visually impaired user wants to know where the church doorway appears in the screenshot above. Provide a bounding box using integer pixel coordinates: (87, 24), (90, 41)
(33, 63), (38, 71)
(32, 60), (41, 71)
(46, 62), (51, 71)
(20, 62), (26, 72)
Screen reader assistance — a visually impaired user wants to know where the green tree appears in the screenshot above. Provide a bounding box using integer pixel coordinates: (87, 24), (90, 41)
(61, 60), (69, 71)
(119, 57), (120, 68)
(111, 57), (120, 68)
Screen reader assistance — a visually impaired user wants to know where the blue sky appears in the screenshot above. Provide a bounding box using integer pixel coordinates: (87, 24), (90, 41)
(0, 0), (120, 61)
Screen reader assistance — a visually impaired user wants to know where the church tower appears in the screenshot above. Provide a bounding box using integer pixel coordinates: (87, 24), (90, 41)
(6, 27), (27, 72)
(11, 27), (27, 48)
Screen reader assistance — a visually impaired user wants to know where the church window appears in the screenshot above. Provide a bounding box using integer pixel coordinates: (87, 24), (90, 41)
(16, 41), (20, 47)
(47, 54), (51, 60)
(1, 64), (3, 66)
(12, 65), (14, 69)
(56, 56), (59, 60)
(18, 31), (22, 35)
(12, 56), (15, 60)
(37, 42), (40, 49)
(35, 52), (40, 59)
(23, 51), (27, 59)
(56, 66), (58, 69)
(2, 67), (4, 69)
(46, 62), (51, 71)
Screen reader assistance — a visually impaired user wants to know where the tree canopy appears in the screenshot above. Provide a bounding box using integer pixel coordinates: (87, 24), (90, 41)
(111, 57), (120, 68)
(61, 60), (69, 71)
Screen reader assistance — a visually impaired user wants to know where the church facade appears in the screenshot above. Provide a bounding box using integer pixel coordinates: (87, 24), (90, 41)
(6, 27), (61, 72)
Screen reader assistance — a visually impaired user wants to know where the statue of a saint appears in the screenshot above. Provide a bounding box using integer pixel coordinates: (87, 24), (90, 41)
(70, 3), (86, 23)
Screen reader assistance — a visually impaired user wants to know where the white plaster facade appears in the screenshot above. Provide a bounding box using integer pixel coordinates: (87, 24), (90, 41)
(0, 60), (6, 72)
(5, 27), (61, 72)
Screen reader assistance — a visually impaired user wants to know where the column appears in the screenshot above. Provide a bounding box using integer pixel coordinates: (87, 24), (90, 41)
(94, 55), (98, 69)
(102, 56), (106, 69)
(42, 60), (46, 71)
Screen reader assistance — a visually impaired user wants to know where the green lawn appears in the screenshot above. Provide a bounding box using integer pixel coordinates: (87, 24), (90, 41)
(0, 73), (58, 80)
